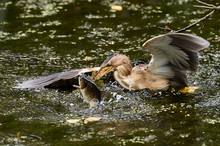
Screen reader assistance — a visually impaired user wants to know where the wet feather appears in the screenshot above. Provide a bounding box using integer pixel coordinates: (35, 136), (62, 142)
(14, 67), (100, 91)
(96, 33), (210, 90)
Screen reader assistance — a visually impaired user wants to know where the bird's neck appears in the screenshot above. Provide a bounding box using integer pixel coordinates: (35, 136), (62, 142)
(113, 64), (133, 90)
(116, 64), (132, 77)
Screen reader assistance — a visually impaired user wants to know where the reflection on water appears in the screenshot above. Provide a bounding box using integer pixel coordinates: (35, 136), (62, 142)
(0, 0), (220, 145)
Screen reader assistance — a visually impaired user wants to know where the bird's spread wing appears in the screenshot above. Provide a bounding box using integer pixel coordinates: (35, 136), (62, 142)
(15, 67), (100, 91)
(142, 33), (209, 87)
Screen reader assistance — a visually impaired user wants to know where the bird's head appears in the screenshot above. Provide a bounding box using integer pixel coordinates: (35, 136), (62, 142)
(94, 54), (132, 80)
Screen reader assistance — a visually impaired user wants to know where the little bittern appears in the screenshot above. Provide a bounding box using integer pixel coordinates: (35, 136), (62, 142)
(95, 33), (210, 91)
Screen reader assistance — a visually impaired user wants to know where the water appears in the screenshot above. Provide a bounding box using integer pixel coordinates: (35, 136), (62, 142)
(0, 0), (220, 145)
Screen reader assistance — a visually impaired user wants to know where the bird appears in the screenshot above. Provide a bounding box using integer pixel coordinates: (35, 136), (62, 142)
(95, 32), (210, 91)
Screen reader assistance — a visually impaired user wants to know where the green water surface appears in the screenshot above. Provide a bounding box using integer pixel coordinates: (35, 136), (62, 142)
(0, 0), (219, 145)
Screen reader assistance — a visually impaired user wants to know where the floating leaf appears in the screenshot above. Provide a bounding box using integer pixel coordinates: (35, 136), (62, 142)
(66, 119), (81, 124)
(179, 86), (199, 93)
(84, 117), (102, 124)
(111, 5), (123, 11)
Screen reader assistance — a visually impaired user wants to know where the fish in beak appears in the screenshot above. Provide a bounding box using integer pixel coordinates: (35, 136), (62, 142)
(94, 54), (116, 80)
(77, 73), (101, 107)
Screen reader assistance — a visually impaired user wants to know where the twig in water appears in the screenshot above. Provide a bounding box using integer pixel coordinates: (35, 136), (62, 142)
(196, 0), (215, 7)
(159, 0), (219, 33)
(174, 10), (215, 33)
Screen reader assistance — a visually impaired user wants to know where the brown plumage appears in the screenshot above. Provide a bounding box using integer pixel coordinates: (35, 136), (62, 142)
(15, 67), (100, 91)
(95, 33), (210, 91)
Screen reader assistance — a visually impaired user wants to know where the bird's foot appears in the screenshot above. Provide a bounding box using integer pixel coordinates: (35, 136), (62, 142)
(178, 86), (199, 93)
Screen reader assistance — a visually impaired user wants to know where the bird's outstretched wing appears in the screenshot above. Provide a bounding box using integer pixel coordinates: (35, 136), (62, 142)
(142, 33), (209, 87)
(15, 67), (100, 91)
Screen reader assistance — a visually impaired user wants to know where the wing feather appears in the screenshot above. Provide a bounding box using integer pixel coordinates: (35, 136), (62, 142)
(142, 33), (209, 87)
(15, 67), (100, 91)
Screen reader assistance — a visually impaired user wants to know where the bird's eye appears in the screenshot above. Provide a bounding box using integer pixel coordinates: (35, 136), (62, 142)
(144, 66), (148, 70)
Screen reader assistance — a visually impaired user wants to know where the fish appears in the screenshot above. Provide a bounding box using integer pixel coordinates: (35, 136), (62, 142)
(74, 73), (102, 107)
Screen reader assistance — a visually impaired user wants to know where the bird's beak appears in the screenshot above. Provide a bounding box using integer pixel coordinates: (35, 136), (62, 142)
(94, 65), (113, 80)
(94, 54), (116, 80)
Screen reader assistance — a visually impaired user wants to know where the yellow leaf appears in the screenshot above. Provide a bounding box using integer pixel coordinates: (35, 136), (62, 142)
(111, 5), (123, 11)
(179, 86), (199, 93)
(84, 117), (102, 124)
(66, 119), (81, 124)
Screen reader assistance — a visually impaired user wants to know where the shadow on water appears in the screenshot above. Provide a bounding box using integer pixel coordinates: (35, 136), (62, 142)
(0, 0), (220, 145)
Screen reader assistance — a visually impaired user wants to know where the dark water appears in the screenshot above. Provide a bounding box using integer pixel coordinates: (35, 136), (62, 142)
(0, 0), (219, 145)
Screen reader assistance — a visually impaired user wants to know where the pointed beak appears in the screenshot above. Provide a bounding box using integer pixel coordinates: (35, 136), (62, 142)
(94, 54), (116, 80)
(94, 65), (113, 80)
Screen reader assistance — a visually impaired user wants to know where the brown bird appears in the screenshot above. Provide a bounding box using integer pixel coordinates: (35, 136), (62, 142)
(95, 33), (210, 91)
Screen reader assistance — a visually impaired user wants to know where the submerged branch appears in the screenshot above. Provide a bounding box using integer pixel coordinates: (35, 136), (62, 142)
(160, 0), (219, 33)
(196, 0), (216, 7)
(174, 10), (215, 33)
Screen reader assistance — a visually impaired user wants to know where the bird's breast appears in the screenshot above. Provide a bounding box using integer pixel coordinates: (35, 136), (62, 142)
(114, 72), (143, 90)
(114, 68), (169, 91)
